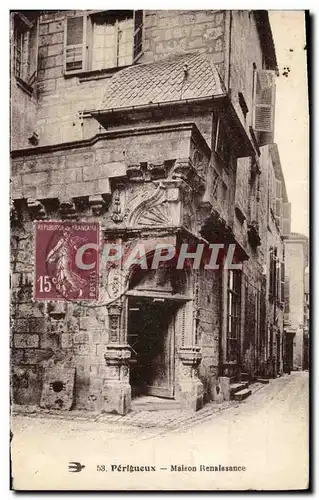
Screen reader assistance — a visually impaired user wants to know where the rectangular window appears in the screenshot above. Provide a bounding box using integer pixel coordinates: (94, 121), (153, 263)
(12, 13), (38, 88)
(227, 270), (241, 362)
(64, 10), (143, 75)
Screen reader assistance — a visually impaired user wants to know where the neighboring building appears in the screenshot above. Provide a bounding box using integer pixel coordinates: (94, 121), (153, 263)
(11, 10), (290, 414)
(304, 270), (309, 370)
(283, 233), (309, 372)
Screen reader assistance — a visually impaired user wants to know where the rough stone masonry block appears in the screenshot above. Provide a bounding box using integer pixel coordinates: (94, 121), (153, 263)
(12, 365), (42, 405)
(218, 376), (231, 401)
(40, 364), (75, 410)
(14, 334), (39, 348)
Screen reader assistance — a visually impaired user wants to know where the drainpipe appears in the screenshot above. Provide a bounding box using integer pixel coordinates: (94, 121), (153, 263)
(271, 248), (278, 376)
(224, 10), (232, 93)
(228, 11), (232, 91)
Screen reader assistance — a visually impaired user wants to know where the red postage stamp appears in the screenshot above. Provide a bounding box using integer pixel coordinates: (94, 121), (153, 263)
(34, 221), (100, 301)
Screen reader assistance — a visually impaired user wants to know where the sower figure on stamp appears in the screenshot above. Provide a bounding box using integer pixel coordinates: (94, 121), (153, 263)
(46, 226), (87, 299)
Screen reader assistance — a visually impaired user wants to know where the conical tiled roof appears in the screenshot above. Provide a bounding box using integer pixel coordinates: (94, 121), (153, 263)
(100, 52), (225, 110)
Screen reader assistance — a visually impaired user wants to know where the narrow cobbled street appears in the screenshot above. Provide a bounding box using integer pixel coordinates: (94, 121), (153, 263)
(11, 371), (308, 491)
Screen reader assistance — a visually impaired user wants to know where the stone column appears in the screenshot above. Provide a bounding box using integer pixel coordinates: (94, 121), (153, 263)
(177, 346), (203, 411)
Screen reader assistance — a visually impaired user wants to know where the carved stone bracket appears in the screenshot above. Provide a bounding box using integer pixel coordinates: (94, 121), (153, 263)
(127, 163), (145, 180)
(88, 194), (110, 216)
(147, 162), (169, 179)
(201, 207), (232, 240)
(27, 198), (46, 220)
(59, 198), (76, 220)
(171, 158), (205, 192)
(248, 221), (261, 247)
(10, 200), (20, 225)
(127, 161), (171, 182)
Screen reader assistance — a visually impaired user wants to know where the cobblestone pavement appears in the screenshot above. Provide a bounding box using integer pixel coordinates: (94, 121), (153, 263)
(12, 380), (265, 432)
(11, 372), (308, 491)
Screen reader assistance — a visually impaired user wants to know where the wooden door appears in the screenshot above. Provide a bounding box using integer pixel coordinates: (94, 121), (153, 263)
(128, 298), (175, 398)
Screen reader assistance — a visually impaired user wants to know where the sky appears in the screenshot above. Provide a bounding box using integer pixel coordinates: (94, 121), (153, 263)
(269, 11), (309, 237)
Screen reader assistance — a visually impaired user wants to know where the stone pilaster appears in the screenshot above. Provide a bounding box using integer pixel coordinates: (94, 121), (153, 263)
(177, 346), (203, 411)
(107, 302), (123, 343)
(103, 344), (131, 415)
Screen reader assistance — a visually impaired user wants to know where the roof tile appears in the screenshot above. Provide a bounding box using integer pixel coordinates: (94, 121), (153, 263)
(99, 52), (224, 110)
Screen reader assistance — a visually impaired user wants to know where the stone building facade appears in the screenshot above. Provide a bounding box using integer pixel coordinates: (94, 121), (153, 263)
(283, 233), (309, 372)
(10, 10), (290, 414)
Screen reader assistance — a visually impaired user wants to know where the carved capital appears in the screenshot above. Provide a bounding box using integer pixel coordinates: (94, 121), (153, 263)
(104, 344), (131, 366)
(107, 302), (123, 317)
(178, 346), (202, 367)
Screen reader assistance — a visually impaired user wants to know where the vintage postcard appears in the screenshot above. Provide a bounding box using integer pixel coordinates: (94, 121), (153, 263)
(10, 8), (309, 491)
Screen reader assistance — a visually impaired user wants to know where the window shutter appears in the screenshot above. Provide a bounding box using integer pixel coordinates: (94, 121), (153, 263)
(280, 262), (285, 305)
(269, 249), (274, 301)
(28, 20), (38, 87)
(275, 179), (282, 226)
(64, 15), (86, 73)
(253, 69), (276, 145)
(273, 248), (277, 300)
(276, 258), (281, 303)
(282, 202), (291, 235)
(284, 279), (290, 313)
(133, 10), (143, 60)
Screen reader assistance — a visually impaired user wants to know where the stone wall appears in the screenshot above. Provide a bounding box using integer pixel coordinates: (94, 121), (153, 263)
(285, 242), (306, 329)
(142, 10), (226, 76)
(22, 10), (227, 148)
(11, 80), (38, 150)
(10, 9), (285, 411)
(11, 124), (198, 202)
(229, 11), (263, 134)
(197, 268), (221, 401)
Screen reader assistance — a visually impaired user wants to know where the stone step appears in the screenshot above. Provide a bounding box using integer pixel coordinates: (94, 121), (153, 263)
(241, 372), (250, 382)
(230, 382), (249, 398)
(131, 396), (181, 412)
(233, 388), (252, 401)
(256, 378), (270, 384)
